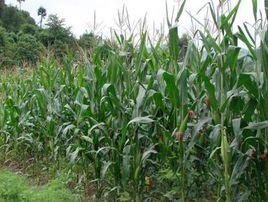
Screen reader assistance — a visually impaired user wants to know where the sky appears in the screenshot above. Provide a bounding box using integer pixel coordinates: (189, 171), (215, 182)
(6, 0), (265, 37)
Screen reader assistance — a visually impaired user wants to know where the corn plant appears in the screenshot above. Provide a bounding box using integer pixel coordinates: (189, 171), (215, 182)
(0, 0), (268, 201)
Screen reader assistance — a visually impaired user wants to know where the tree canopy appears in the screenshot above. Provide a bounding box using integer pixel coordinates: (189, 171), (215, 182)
(0, 3), (188, 69)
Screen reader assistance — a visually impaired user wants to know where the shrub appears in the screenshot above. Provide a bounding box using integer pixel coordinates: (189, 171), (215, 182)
(15, 34), (43, 65)
(0, 26), (16, 68)
(20, 23), (38, 36)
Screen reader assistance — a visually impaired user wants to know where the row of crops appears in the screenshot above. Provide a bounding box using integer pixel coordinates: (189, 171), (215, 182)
(0, 1), (268, 201)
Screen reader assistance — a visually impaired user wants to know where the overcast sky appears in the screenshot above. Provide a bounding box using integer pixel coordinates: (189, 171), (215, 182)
(6, 0), (265, 37)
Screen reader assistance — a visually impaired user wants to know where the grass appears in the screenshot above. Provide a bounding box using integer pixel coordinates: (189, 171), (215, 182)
(0, 170), (79, 202)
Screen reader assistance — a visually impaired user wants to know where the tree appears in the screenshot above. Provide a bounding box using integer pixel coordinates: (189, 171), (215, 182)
(0, 0), (5, 14)
(0, 5), (35, 32)
(17, 0), (25, 10)
(39, 14), (75, 58)
(78, 32), (98, 49)
(38, 6), (46, 28)
(45, 14), (74, 45)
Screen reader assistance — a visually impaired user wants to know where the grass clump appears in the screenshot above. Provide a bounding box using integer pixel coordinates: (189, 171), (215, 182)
(0, 170), (28, 201)
(0, 170), (78, 202)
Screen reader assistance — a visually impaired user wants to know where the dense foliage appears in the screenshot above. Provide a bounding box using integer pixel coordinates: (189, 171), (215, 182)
(0, 3), (188, 69)
(0, 4), (75, 68)
(0, 0), (268, 201)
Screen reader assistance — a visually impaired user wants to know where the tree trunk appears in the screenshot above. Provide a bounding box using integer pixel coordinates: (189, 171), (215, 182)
(40, 17), (43, 28)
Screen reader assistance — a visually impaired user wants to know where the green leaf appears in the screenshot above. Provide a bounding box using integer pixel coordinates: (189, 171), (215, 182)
(226, 46), (241, 71)
(202, 75), (218, 110)
(62, 124), (76, 136)
(158, 69), (180, 108)
(244, 121), (268, 130)
(209, 124), (221, 146)
(141, 148), (157, 165)
(152, 91), (164, 109)
(237, 26), (257, 59)
(168, 26), (179, 62)
(81, 135), (93, 144)
(226, 0), (241, 26)
(175, 0), (186, 22)
(127, 116), (154, 126)
(252, 0), (258, 21)
(101, 161), (112, 178)
(136, 84), (146, 112)
(102, 83), (117, 97)
(165, 1), (171, 27)
(230, 155), (249, 185)
(208, 2), (218, 28)
(237, 73), (259, 98)
(70, 147), (82, 163)
(265, 0), (268, 20)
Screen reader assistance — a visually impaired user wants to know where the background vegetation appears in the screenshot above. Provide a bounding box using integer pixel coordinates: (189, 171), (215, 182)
(0, 1), (75, 68)
(0, 2), (187, 69)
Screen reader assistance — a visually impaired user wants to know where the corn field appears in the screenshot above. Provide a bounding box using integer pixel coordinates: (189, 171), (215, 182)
(0, 0), (268, 201)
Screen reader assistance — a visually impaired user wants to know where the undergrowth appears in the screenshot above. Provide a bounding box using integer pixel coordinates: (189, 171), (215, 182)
(0, 170), (80, 202)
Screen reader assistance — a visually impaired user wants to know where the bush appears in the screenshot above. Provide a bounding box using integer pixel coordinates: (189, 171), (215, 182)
(0, 26), (16, 68)
(20, 23), (39, 36)
(0, 26), (7, 46)
(15, 34), (43, 64)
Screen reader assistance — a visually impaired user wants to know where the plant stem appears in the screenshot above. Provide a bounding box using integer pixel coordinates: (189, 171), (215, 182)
(179, 138), (185, 202)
